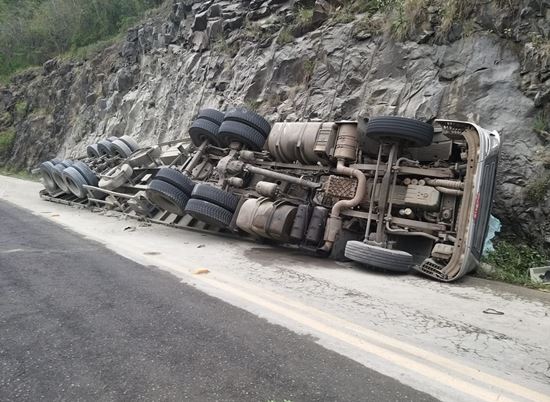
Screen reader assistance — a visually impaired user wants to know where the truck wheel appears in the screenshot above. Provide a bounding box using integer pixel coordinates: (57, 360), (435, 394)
(344, 241), (413, 273)
(99, 164), (133, 190)
(197, 108), (225, 126)
(87, 144), (100, 158)
(146, 179), (190, 216)
(184, 198), (233, 228)
(189, 118), (220, 147)
(62, 167), (88, 198)
(72, 161), (98, 187)
(119, 135), (140, 152)
(52, 164), (70, 193)
(39, 161), (59, 193)
(97, 140), (115, 156)
(365, 116), (434, 147)
(51, 160), (73, 193)
(111, 139), (133, 158)
(154, 168), (195, 195)
(191, 183), (239, 212)
(224, 108), (271, 137)
(218, 120), (266, 151)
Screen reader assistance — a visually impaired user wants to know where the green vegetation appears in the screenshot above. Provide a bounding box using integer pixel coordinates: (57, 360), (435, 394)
(480, 241), (549, 287)
(0, 0), (163, 79)
(331, 8), (355, 25)
(0, 127), (15, 154)
(243, 98), (262, 112)
(0, 111), (12, 126)
(296, 7), (314, 26)
(15, 100), (28, 118)
(534, 111), (549, 133)
(0, 167), (38, 181)
(525, 173), (550, 203)
(277, 27), (294, 45)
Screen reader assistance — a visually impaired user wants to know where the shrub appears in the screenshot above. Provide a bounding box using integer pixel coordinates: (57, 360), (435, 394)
(481, 240), (549, 286)
(277, 27), (294, 45)
(0, 128), (16, 154)
(525, 174), (550, 204)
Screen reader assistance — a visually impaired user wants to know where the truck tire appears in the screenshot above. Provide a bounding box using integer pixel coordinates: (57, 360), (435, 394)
(344, 241), (413, 273)
(146, 179), (189, 216)
(51, 160), (73, 193)
(111, 139), (133, 158)
(119, 135), (140, 152)
(191, 183), (239, 212)
(62, 167), (88, 198)
(87, 144), (100, 158)
(189, 118), (220, 147)
(56, 159), (74, 168)
(197, 108), (225, 126)
(184, 198), (233, 228)
(97, 140), (115, 156)
(51, 164), (70, 193)
(365, 116), (434, 147)
(39, 161), (59, 193)
(154, 168), (195, 195)
(72, 161), (98, 187)
(224, 108), (271, 138)
(218, 120), (266, 151)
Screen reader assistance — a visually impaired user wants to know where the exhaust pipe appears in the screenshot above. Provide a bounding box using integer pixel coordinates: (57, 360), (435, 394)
(320, 159), (367, 252)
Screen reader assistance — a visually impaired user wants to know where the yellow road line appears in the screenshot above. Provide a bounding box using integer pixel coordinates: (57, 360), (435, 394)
(208, 272), (550, 402)
(194, 273), (521, 402)
(93, 239), (549, 402)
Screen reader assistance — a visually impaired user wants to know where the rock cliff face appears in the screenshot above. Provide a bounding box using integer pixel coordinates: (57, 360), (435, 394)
(0, 0), (549, 244)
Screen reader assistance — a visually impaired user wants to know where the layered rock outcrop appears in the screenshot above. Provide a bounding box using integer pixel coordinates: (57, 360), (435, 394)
(0, 0), (549, 243)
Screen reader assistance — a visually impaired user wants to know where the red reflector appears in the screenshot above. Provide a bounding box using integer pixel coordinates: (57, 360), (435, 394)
(473, 193), (481, 221)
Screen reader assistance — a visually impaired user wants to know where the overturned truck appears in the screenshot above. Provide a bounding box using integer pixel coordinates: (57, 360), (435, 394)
(38, 109), (501, 282)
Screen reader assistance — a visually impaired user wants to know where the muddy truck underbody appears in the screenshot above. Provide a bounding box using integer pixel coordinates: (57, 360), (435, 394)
(38, 109), (501, 282)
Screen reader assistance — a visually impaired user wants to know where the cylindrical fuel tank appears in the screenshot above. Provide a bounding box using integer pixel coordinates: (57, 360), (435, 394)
(236, 197), (297, 242)
(267, 122), (324, 164)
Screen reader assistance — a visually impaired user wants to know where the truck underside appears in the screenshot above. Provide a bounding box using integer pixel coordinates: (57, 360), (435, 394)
(38, 110), (499, 282)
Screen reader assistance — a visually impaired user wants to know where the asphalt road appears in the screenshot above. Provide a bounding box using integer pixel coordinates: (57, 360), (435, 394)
(0, 200), (436, 402)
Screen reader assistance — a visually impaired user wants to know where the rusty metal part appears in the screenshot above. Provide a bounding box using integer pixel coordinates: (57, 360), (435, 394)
(390, 216), (446, 232)
(435, 186), (464, 196)
(350, 164), (455, 179)
(183, 139), (209, 175)
(333, 123), (358, 161)
(320, 159), (368, 251)
(256, 181), (279, 198)
(245, 165), (321, 189)
(426, 179), (464, 190)
(375, 144), (398, 243)
(385, 222), (440, 241)
(364, 146), (383, 242)
(313, 123), (338, 161)
(227, 177), (244, 188)
(239, 150), (255, 162)
(324, 175), (357, 199)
